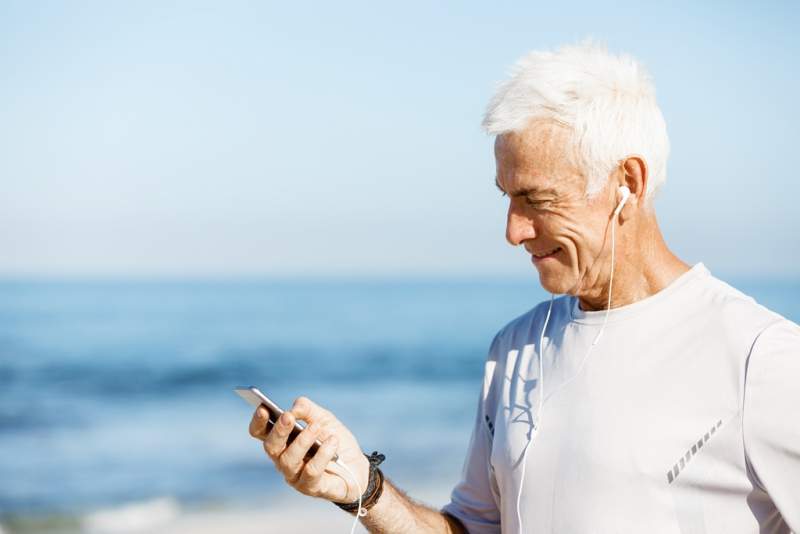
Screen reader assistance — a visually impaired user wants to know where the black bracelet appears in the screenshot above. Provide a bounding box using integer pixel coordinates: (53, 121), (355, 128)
(333, 451), (385, 515)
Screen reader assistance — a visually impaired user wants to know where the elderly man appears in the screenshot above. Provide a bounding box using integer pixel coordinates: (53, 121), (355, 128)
(248, 42), (800, 533)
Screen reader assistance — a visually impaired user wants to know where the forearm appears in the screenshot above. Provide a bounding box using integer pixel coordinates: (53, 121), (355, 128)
(358, 478), (465, 534)
(246, 398), (465, 532)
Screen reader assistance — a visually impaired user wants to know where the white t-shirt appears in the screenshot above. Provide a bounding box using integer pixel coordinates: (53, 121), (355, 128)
(441, 262), (800, 533)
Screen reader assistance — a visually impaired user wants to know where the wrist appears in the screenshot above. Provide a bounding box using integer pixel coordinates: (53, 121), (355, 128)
(333, 451), (386, 515)
(357, 454), (370, 495)
(340, 454), (370, 503)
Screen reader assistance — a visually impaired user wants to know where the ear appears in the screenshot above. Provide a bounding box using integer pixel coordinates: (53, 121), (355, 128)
(619, 155), (648, 220)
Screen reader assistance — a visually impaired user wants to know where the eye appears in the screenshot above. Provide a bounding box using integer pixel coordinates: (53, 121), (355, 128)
(525, 197), (552, 209)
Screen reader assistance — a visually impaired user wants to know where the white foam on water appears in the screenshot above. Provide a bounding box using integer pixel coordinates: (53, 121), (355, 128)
(81, 497), (180, 533)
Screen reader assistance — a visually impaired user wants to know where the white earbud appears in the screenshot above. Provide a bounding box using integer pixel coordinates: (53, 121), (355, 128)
(613, 185), (631, 218)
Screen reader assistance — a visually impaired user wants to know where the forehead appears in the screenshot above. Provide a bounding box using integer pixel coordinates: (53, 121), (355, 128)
(494, 121), (585, 195)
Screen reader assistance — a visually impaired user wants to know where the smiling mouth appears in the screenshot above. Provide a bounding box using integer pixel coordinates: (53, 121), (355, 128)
(532, 246), (562, 259)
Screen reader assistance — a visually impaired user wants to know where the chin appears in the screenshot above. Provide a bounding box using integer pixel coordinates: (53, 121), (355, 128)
(531, 251), (575, 295)
(537, 271), (573, 295)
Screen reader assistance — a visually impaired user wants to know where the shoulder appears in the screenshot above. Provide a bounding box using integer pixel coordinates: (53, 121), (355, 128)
(478, 295), (569, 413)
(488, 295), (571, 357)
(693, 272), (783, 325)
(747, 319), (800, 377)
(687, 271), (790, 349)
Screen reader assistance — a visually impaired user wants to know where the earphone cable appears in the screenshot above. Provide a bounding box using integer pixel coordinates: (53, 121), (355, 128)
(334, 458), (365, 534)
(516, 292), (554, 533)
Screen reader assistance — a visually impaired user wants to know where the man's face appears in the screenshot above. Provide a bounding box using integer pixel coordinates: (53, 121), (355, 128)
(494, 122), (617, 296)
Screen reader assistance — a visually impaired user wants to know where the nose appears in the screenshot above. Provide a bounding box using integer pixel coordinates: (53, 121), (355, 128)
(505, 204), (536, 246)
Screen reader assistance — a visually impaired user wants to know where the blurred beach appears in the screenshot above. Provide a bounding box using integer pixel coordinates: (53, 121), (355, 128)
(0, 278), (542, 533)
(1, 276), (798, 533)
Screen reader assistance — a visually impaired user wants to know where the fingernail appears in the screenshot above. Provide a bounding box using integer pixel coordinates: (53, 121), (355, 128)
(280, 413), (291, 425)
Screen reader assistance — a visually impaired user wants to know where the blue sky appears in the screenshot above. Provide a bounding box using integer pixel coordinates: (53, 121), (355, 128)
(1, 1), (798, 278)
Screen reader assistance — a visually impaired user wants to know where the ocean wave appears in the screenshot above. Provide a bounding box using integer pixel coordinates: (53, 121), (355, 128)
(0, 345), (484, 398)
(81, 497), (180, 533)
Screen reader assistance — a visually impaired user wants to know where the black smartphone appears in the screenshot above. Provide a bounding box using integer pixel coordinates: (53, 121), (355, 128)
(234, 386), (336, 461)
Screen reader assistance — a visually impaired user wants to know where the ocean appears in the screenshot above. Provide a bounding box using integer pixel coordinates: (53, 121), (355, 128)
(1, 274), (798, 532)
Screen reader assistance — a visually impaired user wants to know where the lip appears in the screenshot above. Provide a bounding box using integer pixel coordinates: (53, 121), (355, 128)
(531, 247), (562, 263)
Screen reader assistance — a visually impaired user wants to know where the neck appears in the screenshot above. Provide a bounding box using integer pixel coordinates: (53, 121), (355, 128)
(577, 217), (691, 312)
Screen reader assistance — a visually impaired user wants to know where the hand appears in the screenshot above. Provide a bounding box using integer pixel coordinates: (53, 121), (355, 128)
(248, 396), (370, 503)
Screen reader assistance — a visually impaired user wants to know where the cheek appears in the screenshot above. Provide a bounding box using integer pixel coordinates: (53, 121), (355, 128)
(548, 218), (582, 254)
(552, 216), (602, 265)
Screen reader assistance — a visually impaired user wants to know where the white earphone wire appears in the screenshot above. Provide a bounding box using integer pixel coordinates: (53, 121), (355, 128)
(334, 458), (365, 534)
(516, 292), (554, 533)
(515, 186), (627, 532)
(593, 186), (627, 346)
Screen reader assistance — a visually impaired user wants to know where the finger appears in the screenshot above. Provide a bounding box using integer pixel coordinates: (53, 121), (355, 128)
(249, 406), (273, 440)
(263, 411), (295, 459)
(289, 396), (332, 425)
(297, 435), (341, 497)
(278, 420), (322, 480)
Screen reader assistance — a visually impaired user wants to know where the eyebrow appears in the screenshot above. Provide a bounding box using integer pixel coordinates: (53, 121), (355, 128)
(495, 177), (558, 197)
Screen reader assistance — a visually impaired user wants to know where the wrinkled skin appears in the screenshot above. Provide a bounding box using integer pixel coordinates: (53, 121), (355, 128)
(495, 120), (689, 311)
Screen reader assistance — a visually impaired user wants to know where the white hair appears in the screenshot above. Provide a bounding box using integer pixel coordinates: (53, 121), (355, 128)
(483, 41), (670, 202)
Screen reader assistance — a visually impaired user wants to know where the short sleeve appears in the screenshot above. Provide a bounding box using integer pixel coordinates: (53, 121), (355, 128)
(743, 318), (800, 531)
(441, 332), (503, 534)
(441, 392), (501, 534)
